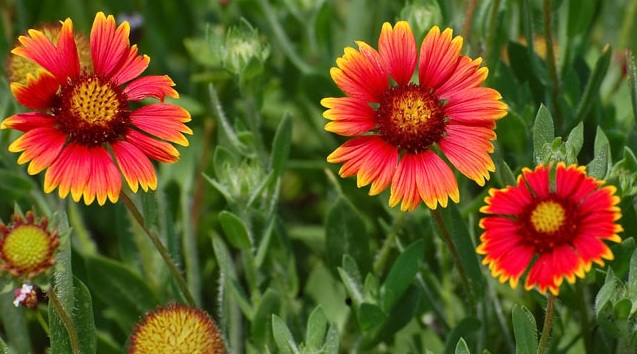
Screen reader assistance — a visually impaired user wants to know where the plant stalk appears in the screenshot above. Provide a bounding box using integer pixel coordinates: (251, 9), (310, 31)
(120, 191), (196, 306)
(538, 293), (556, 354)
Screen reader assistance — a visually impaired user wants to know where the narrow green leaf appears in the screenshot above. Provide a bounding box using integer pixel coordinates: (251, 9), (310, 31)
(213, 146), (239, 182)
(532, 104), (555, 165)
(306, 305), (328, 350)
(443, 317), (481, 354)
(252, 288), (281, 348)
(380, 239), (424, 312)
(337, 255), (364, 305)
(357, 302), (387, 331)
(567, 0), (595, 38)
(587, 127), (611, 180)
(325, 197), (372, 274)
(272, 315), (300, 354)
(628, 249), (637, 294)
(455, 338), (471, 354)
(628, 51), (637, 121)
(49, 277), (96, 354)
(85, 255), (161, 330)
(323, 323), (340, 354)
(432, 205), (486, 299)
(219, 211), (252, 249)
(209, 84), (250, 154)
(565, 122), (584, 163)
(495, 157), (517, 187)
(0, 335), (8, 354)
(271, 113), (292, 177)
(575, 45), (612, 122)
(512, 305), (538, 354)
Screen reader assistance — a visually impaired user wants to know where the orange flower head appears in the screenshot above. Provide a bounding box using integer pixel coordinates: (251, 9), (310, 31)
(2, 12), (192, 205)
(6, 23), (92, 86)
(0, 211), (60, 279)
(323, 22), (508, 211)
(477, 163), (623, 295)
(128, 304), (226, 354)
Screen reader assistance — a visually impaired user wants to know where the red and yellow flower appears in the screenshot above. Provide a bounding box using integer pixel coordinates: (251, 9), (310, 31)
(477, 163), (623, 295)
(2, 12), (192, 205)
(323, 21), (507, 211)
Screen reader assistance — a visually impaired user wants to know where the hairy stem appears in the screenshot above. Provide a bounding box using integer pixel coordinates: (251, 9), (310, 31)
(120, 191), (196, 306)
(538, 293), (556, 354)
(48, 289), (80, 354)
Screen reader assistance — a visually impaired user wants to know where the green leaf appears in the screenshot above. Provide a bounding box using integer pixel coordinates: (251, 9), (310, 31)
(565, 122), (584, 164)
(567, 0), (595, 38)
(272, 315), (299, 354)
(432, 206), (485, 299)
(532, 104), (555, 165)
(0, 170), (34, 202)
(444, 317), (480, 354)
(380, 239), (424, 312)
(49, 277), (96, 354)
(512, 305), (538, 354)
(323, 323), (340, 354)
(85, 255), (161, 330)
(357, 302), (387, 331)
(306, 305), (328, 350)
(628, 51), (637, 121)
(325, 197), (372, 275)
(0, 278), (32, 354)
(587, 127), (611, 180)
(337, 255), (364, 305)
(219, 211), (252, 249)
(628, 248), (637, 294)
(213, 146), (239, 182)
(270, 113), (292, 177)
(455, 338), (471, 354)
(575, 45), (612, 122)
(252, 288), (281, 348)
(0, 335), (8, 354)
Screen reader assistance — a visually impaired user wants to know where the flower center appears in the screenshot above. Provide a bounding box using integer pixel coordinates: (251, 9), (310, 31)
(1, 225), (52, 274)
(530, 200), (565, 233)
(519, 198), (578, 253)
(376, 84), (446, 154)
(54, 75), (130, 146)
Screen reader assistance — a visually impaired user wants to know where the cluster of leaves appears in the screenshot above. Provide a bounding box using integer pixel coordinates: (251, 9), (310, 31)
(0, 0), (637, 353)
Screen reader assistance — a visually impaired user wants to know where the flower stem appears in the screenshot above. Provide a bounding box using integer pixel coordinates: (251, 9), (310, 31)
(461, 0), (479, 42)
(430, 209), (472, 300)
(373, 213), (405, 273)
(47, 289), (80, 354)
(35, 310), (50, 336)
(538, 293), (556, 354)
(120, 191), (196, 306)
(543, 0), (562, 129)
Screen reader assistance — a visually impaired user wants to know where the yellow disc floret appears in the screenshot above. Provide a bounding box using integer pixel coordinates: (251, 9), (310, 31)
(530, 200), (565, 234)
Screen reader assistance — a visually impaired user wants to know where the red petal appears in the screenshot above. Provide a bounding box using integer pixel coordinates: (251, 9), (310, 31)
(523, 165), (550, 198)
(123, 75), (178, 101)
(438, 124), (495, 186)
(321, 97), (376, 136)
(43, 144), (90, 202)
(85, 146), (122, 205)
(444, 87), (508, 123)
(331, 43), (389, 103)
(10, 71), (59, 110)
(8, 126), (66, 175)
(418, 26), (463, 91)
(125, 130), (180, 163)
(90, 12), (131, 79)
(378, 21), (417, 86)
(435, 57), (487, 99)
(1, 112), (56, 132)
(110, 45), (150, 86)
(112, 140), (158, 193)
(12, 18), (80, 82)
(130, 104), (192, 146)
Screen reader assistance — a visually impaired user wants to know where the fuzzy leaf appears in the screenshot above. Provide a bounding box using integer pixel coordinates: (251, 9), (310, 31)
(512, 305), (538, 354)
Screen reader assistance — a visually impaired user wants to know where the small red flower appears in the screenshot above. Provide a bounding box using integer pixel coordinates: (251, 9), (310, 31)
(2, 12), (192, 205)
(323, 21), (508, 211)
(477, 163), (623, 295)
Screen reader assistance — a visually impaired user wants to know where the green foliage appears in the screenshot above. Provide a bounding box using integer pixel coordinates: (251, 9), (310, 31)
(0, 0), (636, 353)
